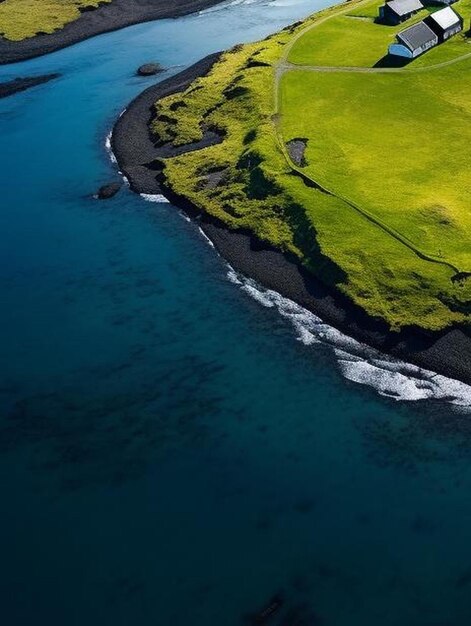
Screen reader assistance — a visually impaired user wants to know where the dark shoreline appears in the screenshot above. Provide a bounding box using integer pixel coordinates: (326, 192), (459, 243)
(112, 55), (471, 387)
(0, 74), (60, 98)
(0, 0), (225, 66)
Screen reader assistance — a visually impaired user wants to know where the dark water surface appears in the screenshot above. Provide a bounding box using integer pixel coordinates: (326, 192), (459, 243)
(1, 1), (471, 624)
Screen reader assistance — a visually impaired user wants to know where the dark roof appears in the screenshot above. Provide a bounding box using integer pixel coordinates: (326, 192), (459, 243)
(397, 21), (437, 50)
(387, 0), (423, 16)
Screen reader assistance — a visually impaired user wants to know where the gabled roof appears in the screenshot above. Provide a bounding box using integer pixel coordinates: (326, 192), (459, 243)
(397, 21), (437, 50)
(427, 6), (461, 29)
(387, 0), (423, 16)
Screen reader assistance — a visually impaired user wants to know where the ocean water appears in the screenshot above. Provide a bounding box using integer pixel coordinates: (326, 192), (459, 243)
(1, 1), (471, 624)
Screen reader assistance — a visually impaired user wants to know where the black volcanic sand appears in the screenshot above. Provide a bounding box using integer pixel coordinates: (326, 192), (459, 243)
(112, 53), (223, 194)
(0, 0), (225, 65)
(0, 74), (60, 98)
(112, 56), (471, 386)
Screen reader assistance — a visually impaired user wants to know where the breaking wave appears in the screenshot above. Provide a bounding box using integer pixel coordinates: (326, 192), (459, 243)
(200, 0), (265, 14)
(198, 0), (309, 15)
(139, 193), (170, 203)
(227, 269), (471, 409)
(198, 226), (216, 248)
(105, 129), (130, 186)
(105, 131), (117, 164)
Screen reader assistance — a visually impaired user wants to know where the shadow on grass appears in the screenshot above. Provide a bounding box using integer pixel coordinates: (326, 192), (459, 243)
(374, 54), (412, 68)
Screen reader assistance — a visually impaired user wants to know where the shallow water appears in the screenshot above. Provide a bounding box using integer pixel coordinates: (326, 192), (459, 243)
(1, 1), (471, 624)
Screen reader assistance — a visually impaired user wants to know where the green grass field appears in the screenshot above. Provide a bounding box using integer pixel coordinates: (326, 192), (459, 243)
(0, 0), (111, 41)
(288, 12), (401, 67)
(149, 0), (471, 331)
(288, 0), (471, 68)
(280, 64), (471, 269)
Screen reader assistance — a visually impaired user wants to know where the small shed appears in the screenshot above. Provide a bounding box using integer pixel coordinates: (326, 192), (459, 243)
(379, 0), (424, 25)
(389, 21), (438, 57)
(424, 6), (463, 42)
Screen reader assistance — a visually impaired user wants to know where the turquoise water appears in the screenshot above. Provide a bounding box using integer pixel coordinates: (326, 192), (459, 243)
(1, 1), (471, 624)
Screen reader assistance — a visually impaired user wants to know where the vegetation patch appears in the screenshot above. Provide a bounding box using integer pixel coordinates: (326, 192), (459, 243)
(0, 0), (111, 41)
(149, 0), (471, 331)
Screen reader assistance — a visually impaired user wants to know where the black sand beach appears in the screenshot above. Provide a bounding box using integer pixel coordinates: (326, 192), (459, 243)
(112, 56), (471, 386)
(0, 0), (224, 65)
(0, 74), (60, 98)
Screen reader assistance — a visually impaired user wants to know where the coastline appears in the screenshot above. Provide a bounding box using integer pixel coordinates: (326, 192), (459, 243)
(0, 0), (225, 66)
(111, 56), (471, 387)
(0, 74), (60, 98)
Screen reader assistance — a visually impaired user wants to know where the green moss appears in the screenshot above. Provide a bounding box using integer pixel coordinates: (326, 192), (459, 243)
(0, 0), (111, 41)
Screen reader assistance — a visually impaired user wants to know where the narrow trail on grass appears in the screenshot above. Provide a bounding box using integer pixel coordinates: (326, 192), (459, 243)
(272, 0), (469, 276)
(279, 48), (471, 74)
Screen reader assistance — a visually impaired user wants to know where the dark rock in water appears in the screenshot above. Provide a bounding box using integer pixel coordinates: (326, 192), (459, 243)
(137, 63), (164, 77)
(96, 182), (122, 199)
(247, 593), (284, 624)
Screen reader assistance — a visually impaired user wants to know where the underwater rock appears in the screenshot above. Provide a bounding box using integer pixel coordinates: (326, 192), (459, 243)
(137, 63), (164, 76)
(247, 593), (283, 624)
(96, 182), (122, 199)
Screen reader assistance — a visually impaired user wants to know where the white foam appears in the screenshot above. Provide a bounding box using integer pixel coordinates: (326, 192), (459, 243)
(200, 0), (259, 12)
(227, 269), (471, 409)
(105, 131), (117, 164)
(140, 193), (170, 203)
(179, 211), (191, 222)
(198, 226), (215, 249)
(105, 130), (130, 186)
(199, 0), (308, 14)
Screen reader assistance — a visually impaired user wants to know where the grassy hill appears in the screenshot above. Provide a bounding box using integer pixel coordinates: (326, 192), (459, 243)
(0, 0), (111, 41)
(150, 0), (471, 331)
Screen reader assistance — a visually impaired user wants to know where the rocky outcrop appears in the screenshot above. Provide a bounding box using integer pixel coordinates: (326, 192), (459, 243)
(137, 63), (164, 76)
(96, 182), (122, 199)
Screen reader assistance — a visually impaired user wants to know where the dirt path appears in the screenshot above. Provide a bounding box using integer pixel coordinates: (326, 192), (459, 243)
(279, 48), (471, 74)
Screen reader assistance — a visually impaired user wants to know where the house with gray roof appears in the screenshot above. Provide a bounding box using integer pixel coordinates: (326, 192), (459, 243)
(424, 6), (463, 42)
(379, 0), (424, 25)
(388, 21), (438, 57)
